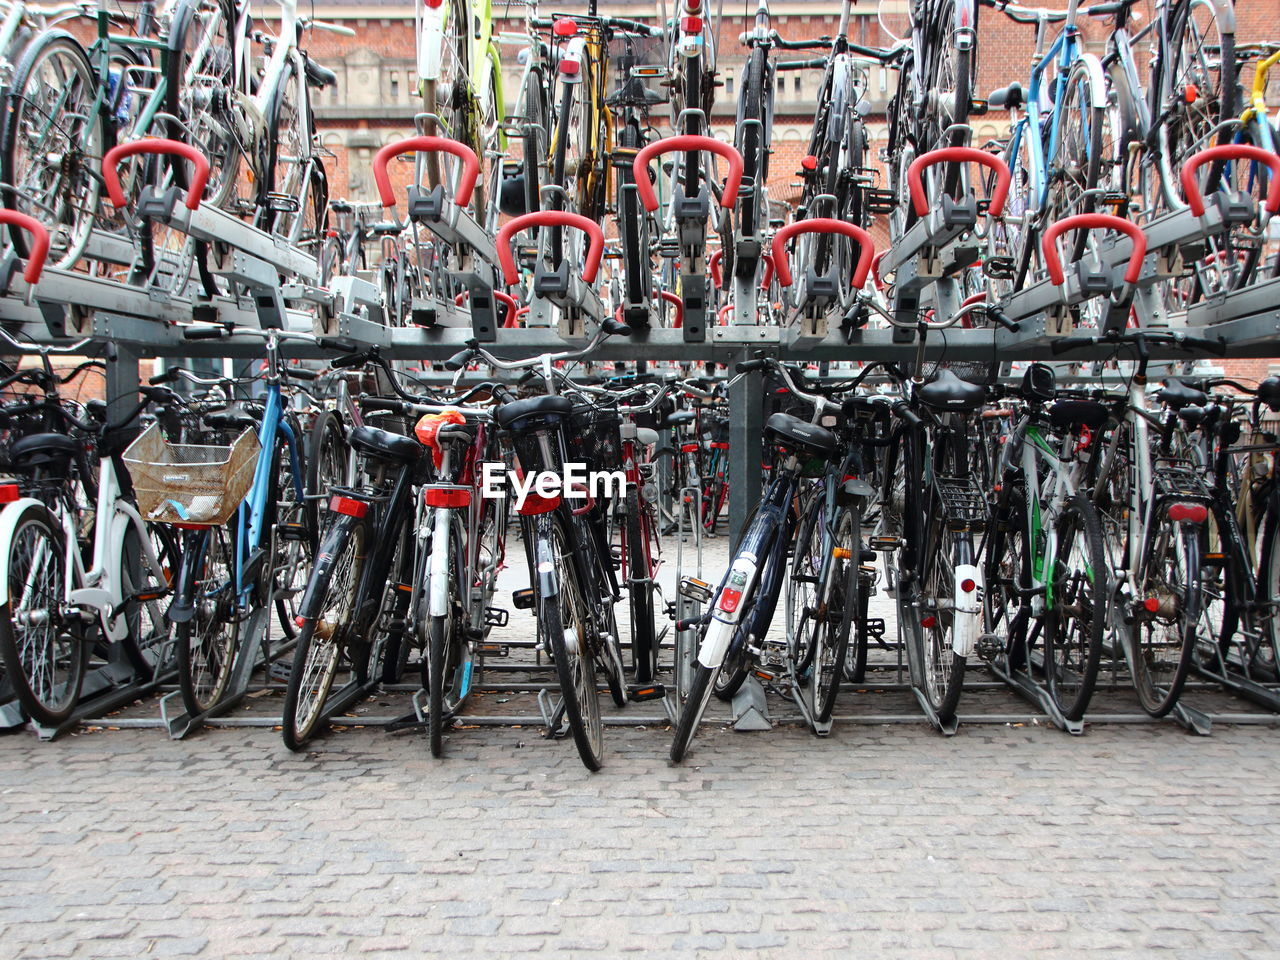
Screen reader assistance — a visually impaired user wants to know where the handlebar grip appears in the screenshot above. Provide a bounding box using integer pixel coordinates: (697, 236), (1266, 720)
(601, 318), (632, 337)
(285, 366), (320, 381)
(358, 396), (408, 414)
(148, 368), (181, 385)
(894, 403), (924, 429)
(986, 307), (1020, 333)
(329, 351), (371, 370)
(318, 336), (360, 353)
(735, 359), (769, 374)
(1180, 335), (1227, 356)
(491, 383), (518, 404)
(444, 347), (477, 371)
(183, 325), (229, 341)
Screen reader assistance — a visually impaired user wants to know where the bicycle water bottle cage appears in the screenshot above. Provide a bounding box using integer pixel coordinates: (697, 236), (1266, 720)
(406, 184), (447, 222)
(137, 185), (184, 222)
(534, 261), (571, 298)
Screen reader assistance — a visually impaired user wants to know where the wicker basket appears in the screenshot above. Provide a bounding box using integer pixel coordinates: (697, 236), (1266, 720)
(123, 423), (261, 526)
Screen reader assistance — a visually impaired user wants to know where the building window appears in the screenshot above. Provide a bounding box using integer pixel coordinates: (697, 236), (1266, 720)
(725, 75), (733, 95)
(777, 75), (785, 97)
(794, 75), (801, 96)
(389, 71), (400, 100)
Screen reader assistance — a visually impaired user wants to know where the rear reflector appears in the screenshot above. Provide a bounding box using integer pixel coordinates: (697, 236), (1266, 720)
(1168, 503), (1207, 524)
(718, 587), (742, 613)
(425, 487), (472, 508)
(558, 58), (580, 76)
(517, 493), (560, 516)
(681, 442), (700, 453)
(329, 495), (368, 518)
(921, 615), (938, 629)
(681, 16), (702, 32)
(960, 578), (976, 593)
(553, 17), (577, 36)
(0, 483), (20, 503)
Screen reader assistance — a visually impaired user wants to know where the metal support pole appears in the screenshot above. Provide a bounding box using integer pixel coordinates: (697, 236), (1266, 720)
(727, 355), (763, 542)
(104, 343), (140, 417)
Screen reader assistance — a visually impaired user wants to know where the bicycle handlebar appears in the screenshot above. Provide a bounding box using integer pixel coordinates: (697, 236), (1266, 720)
(1049, 330), (1227, 357)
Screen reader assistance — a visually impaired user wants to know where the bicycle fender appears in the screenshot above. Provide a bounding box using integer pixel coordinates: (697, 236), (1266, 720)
(951, 562), (983, 658)
(533, 526), (559, 600)
(167, 531), (208, 624)
(697, 554), (759, 667)
(298, 518), (358, 621)
(427, 507), (452, 618)
(0, 498), (58, 606)
(417, 6), (447, 80)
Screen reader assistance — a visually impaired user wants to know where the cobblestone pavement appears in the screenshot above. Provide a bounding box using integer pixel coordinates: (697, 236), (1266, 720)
(3, 538), (1280, 958)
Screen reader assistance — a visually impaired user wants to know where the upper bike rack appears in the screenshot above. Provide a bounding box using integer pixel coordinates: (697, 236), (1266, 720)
(0, 210), (50, 290)
(632, 135), (746, 214)
(496, 210), (605, 337)
(770, 218), (876, 348)
(373, 135), (502, 338)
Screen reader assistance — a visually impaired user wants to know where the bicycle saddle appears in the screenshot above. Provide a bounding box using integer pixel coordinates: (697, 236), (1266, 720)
(663, 410), (695, 428)
(918, 369), (987, 413)
(1049, 399), (1109, 431)
(305, 58), (337, 89)
(9, 432), (80, 468)
(1257, 376), (1280, 412)
(495, 395), (573, 430)
(348, 425), (423, 464)
(636, 427), (660, 447)
(988, 81), (1023, 110)
(764, 412), (838, 458)
(1156, 378), (1207, 410)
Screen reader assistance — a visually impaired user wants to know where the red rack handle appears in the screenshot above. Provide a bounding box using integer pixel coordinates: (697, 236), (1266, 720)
(660, 290), (683, 328)
(717, 304), (732, 326)
(907, 147), (1012, 218)
(495, 290), (519, 327)
(1179, 144), (1280, 217)
(102, 138), (209, 211)
(633, 136), (745, 213)
(770, 219), (876, 289)
(759, 252), (777, 290)
(0, 211), (50, 284)
(1041, 214), (1147, 286)
(373, 136), (480, 209)
(709, 248), (722, 288)
(495, 211), (605, 286)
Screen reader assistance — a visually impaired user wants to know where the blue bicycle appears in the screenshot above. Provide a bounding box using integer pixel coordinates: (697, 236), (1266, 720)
(155, 326), (320, 718)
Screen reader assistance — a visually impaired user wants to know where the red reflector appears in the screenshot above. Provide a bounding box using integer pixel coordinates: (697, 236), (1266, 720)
(1183, 83), (1198, 103)
(801, 155), (818, 171)
(1144, 597), (1160, 613)
(425, 487), (472, 508)
(961, 578), (976, 593)
(424, 0), (443, 7)
(558, 58), (580, 76)
(681, 442), (700, 453)
(718, 587), (742, 613)
(709, 442), (729, 450)
(553, 17), (576, 36)
(294, 615), (306, 627)
(921, 615), (938, 629)
(0, 483), (20, 503)
(329, 495), (368, 518)
(685, 0), (701, 11)
(681, 16), (702, 32)
(1168, 503), (1207, 524)
(517, 493), (560, 516)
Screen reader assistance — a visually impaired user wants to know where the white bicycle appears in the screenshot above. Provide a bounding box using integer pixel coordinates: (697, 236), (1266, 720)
(0, 333), (174, 727)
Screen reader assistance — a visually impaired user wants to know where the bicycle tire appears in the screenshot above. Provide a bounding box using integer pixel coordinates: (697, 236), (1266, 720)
(426, 513), (466, 757)
(713, 502), (767, 701)
(984, 482), (1030, 672)
(539, 513), (604, 770)
(1129, 518), (1202, 717)
(670, 658), (718, 764)
(1044, 491), (1107, 721)
(808, 504), (860, 725)
(0, 504), (85, 726)
(735, 45), (770, 240)
(117, 521), (179, 682)
(175, 524), (239, 717)
(263, 60), (328, 244)
(282, 517), (366, 750)
(917, 492), (968, 722)
(269, 417), (315, 641)
(305, 409), (347, 539)
(0, 30), (102, 268)
(624, 487), (657, 683)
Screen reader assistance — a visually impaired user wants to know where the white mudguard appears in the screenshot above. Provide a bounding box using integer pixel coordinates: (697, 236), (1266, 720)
(417, 5), (447, 81)
(951, 562), (983, 658)
(0, 498), (59, 606)
(427, 507), (452, 618)
(696, 554), (758, 668)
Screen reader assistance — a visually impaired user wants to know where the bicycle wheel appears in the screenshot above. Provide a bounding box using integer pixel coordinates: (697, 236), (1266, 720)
(425, 515), (465, 757)
(810, 504), (860, 724)
(167, 0), (244, 210)
(1040, 59), (1106, 265)
(917, 499), (967, 721)
(1128, 516), (1201, 717)
(712, 504), (767, 701)
(269, 420), (315, 641)
(735, 45), (770, 239)
(421, 0), (469, 191)
(263, 60), (328, 247)
(623, 487), (657, 683)
(116, 521), (178, 682)
(1259, 511), (1280, 675)
(305, 409), (348, 538)
(538, 513), (604, 770)
(282, 518), (366, 750)
(175, 524), (239, 716)
(519, 63), (550, 216)
(984, 483), (1031, 671)
(670, 654), (718, 764)
(1044, 492), (1107, 721)
(786, 491), (824, 676)
(0, 505), (85, 726)
(0, 30), (102, 268)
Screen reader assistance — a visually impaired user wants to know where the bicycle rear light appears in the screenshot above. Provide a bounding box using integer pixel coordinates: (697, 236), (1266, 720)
(328, 495), (368, 518)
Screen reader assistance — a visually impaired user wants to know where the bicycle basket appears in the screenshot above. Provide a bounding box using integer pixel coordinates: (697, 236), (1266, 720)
(566, 404), (623, 474)
(123, 423), (261, 526)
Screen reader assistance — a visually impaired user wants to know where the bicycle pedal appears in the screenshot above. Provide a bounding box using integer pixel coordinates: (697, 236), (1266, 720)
(863, 617), (886, 640)
(277, 522), (308, 541)
(268, 660), (292, 683)
(265, 192), (301, 214)
(969, 97), (989, 116)
(484, 606), (509, 627)
(664, 601), (678, 619)
(983, 256), (1016, 280)
(865, 189), (896, 215)
(678, 576), (712, 603)
(478, 643), (509, 658)
(868, 536), (902, 551)
(627, 683), (667, 702)
(512, 588), (535, 610)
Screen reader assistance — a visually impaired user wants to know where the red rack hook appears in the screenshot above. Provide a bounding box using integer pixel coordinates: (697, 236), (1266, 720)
(0, 211), (50, 284)
(633, 136), (745, 213)
(907, 147), (1012, 218)
(495, 290), (519, 327)
(373, 136), (480, 209)
(102, 138), (210, 211)
(1179, 144), (1280, 217)
(495, 211), (605, 286)
(660, 290), (683, 328)
(709, 248), (722, 288)
(1041, 214), (1147, 286)
(770, 219), (876, 289)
